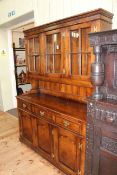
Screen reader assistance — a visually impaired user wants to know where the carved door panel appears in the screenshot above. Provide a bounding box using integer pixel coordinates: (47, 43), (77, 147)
(56, 127), (82, 175)
(37, 118), (53, 158)
(19, 110), (33, 143)
(92, 126), (117, 175)
(99, 153), (117, 175)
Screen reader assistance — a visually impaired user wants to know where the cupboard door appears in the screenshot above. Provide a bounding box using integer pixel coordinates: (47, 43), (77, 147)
(46, 31), (62, 74)
(37, 118), (53, 158)
(19, 110), (33, 143)
(69, 26), (91, 77)
(56, 127), (82, 174)
(26, 36), (40, 72)
(99, 152), (117, 175)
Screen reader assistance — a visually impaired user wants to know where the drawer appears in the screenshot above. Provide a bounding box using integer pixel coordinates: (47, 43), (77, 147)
(56, 116), (82, 135)
(17, 100), (31, 112)
(33, 105), (55, 122)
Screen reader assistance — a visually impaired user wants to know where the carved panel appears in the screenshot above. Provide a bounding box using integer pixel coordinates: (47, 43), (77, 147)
(85, 99), (117, 175)
(90, 31), (117, 46)
(85, 102), (95, 175)
(95, 107), (117, 127)
(114, 58), (117, 87)
(101, 136), (117, 154)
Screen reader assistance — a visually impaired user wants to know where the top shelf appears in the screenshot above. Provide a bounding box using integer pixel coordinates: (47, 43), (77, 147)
(13, 47), (25, 51)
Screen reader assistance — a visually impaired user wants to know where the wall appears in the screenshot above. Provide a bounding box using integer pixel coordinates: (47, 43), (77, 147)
(0, 81), (3, 111)
(0, 0), (33, 25)
(0, 29), (14, 111)
(34, 0), (117, 28)
(112, 0), (117, 29)
(0, 0), (34, 111)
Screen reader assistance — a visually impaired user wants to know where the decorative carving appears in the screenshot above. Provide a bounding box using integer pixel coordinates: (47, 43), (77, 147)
(90, 31), (117, 46)
(87, 102), (95, 120)
(85, 29), (117, 175)
(102, 137), (117, 154)
(114, 58), (117, 87)
(107, 94), (117, 101)
(85, 102), (95, 175)
(95, 107), (117, 126)
(107, 45), (117, 53)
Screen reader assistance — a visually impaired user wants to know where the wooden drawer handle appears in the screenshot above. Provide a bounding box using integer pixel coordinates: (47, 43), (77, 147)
(23, 103), (27, 108)
(63, 120), (70, 127)
(40, 111), (45, 117)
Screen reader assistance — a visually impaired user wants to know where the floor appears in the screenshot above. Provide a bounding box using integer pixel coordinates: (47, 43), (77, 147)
(7, 108), (18, 117)
(0, 111), (65, 175)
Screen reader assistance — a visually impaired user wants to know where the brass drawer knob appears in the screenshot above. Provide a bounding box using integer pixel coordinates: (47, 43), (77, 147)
(40, 111), (45, 117)
(63, 120), (70, 127)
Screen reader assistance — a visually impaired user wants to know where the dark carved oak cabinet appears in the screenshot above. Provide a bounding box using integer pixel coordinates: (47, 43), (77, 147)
(17, 9), (114, 175)
(85, 30), (117, 175)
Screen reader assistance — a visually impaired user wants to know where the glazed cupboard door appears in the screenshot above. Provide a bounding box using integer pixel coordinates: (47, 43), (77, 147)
(68, 25), (92, 78)
(55, 127), (83, 175)
(37, 118), (53, 159)
(25, 36), (41, 73)
(45, 30), (64, 76)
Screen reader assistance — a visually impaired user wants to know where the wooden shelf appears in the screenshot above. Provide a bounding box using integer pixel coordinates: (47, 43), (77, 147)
(13, 48), (25, 51)
(15, 64), (26, 67)
(18, 82), (30, 86)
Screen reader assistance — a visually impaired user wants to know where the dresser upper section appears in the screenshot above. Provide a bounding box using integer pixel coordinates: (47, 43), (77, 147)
(24, 8), (113, 103)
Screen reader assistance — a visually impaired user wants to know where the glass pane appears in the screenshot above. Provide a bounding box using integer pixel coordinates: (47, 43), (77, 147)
(71, 53), (81, 75)
(54, 54), (61, 73)
(81, 27), (91, 75)
(46, 35), (53, 54)
(29, 38), (33, 55)
(34, 37), (39, 54)
(81, 53), (91, 76)
(81, 27), (90, 52)
(35, 56), (40, 72)
(54, 33), (61, 73)
(47, 54), (53, 73)
(34, 37), (40, 72)
(70, 30), (80, 75)
(28, 39), (34, 71)
(70, 30), (79, 53)
(54, 33), (61, 54)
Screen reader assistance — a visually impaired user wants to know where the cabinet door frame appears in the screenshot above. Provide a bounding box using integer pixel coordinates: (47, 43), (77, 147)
(26, 35), (41, 73)
(37, 117), (54, 160)
(54, 126), (83, 175)
(92, 124), (117, 175)
(19, 109), (34, 144)
(66, 23), (92, 80)
(44, 29), (64, 77)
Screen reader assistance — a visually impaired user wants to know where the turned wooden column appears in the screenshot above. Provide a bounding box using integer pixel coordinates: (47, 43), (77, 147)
(91, 45), (104, 100)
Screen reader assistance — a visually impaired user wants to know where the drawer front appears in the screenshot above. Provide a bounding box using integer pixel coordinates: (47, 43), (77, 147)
(56, 116), (82, 135)
(17, 99), (31, 112)
(33, 105), (55, 122)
